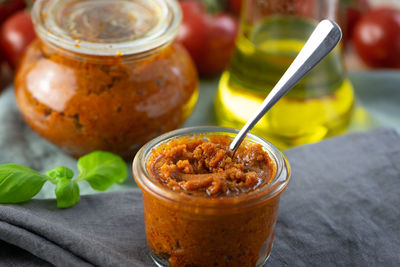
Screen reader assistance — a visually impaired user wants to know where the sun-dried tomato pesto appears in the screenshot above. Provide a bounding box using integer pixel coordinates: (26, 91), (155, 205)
(14, 0), (198, 158)
(15, 40), (197, 158)
(148, 135), (275, 196)
(134, 129), (290, 267)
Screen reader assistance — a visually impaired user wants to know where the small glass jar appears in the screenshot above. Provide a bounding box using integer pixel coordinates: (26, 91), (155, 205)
(15, 0), (198, 158)
(133, 126), (290, 267)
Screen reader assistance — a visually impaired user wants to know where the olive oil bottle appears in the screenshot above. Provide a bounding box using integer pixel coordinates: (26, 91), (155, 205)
(215, 15), (354, 149)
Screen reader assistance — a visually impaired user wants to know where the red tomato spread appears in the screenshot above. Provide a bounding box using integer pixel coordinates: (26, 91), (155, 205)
(148, 135), (275, 196)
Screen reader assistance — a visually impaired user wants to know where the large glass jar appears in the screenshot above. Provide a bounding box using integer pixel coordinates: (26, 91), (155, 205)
(15, 0), (198, 158)
(133, 126), (291, 267)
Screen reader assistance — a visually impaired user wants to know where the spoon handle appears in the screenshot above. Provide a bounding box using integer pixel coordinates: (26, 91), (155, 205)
(229, 20), (342, 152)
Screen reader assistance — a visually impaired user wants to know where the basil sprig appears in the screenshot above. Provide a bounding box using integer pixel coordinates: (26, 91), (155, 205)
(0, 151), (127, 208)
(0, 164), (48, 203)
(76, 151), (127, 190)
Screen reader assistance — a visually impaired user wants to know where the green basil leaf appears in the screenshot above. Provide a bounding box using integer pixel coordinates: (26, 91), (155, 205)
(77, 151), (127, 191)
(0, 164), (48, 203)
(55, 178), (80, 208)
(46, 166), (74, 184)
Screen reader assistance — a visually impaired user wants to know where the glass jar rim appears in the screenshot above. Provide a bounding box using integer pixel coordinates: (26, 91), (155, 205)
(31, 0), (181, 56)
(132, 126), (291, 209)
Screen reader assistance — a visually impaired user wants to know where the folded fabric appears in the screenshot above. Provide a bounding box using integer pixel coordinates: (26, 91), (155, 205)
(0, 128), (399, 266)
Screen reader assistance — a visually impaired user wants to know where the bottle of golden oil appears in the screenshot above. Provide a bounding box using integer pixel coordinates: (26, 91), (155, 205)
(215, 0), (354, 149)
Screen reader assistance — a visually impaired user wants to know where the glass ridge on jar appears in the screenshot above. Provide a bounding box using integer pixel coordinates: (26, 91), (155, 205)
(15, 0), (198, 158)
(133, 126), (291, 267)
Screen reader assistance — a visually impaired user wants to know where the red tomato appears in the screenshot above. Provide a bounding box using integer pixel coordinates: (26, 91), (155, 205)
(177, 1), (208, 62)
(0, 10), (36, 69)
(195, 14), (238, 76)
(353, 8), (400, 68)
(177, 1), (239, 77)
(0, 61), (13, 93)
(179, 0), (204, 14)
(229, 0), (242, 17)
(0, 0), (26, 25)
(343, 0), (370, 43)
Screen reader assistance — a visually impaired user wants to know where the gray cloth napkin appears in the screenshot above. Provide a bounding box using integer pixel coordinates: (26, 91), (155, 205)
(1, 128), (400, 266)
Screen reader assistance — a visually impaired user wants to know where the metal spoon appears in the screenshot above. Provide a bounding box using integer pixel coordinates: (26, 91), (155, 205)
(229, 20), (343, 153)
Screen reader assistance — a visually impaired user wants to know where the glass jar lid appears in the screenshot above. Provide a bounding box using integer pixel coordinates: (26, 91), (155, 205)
(31, 0), (181, 56)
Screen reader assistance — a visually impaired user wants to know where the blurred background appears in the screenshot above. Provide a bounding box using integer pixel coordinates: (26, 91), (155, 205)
(1, 0), (399, 90)
(0, 0), (399, 151)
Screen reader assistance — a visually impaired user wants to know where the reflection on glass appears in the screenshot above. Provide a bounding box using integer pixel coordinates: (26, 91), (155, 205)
(215, 0), (355, 149)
